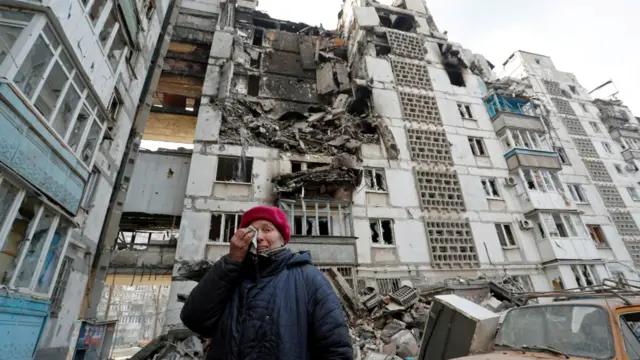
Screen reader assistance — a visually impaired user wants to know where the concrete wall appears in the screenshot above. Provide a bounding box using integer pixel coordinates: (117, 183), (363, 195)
(34, 0), (170, 357)
(124, 151), (192, 216)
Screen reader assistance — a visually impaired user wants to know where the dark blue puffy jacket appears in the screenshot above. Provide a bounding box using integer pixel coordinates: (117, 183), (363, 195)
(180, 249), (352, 360)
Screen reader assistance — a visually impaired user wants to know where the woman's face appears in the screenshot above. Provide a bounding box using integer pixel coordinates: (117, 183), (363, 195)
(250, 219), (284, 252)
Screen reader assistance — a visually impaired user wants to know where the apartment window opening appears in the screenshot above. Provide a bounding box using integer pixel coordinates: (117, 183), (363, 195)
(108, 91), (121, 119)
(457, 103), (473, 119)
(49, 256), (72, 316)
(587, 225), (607, 248)
(216, 157), (253, 183)
(81, 169), (100, 209)
(252, 28), (264, 46)
(364, 168), (387, 192)
(615, 164), (625, 176)
(568, 184), (588, 203)
(481, 178), (501, 198)
(88, 0), (108, 25)
(627, 187), (640, 201)
(248, 75), (260, 96)
(209, 213), (241, 243)
(468, 137), (487, 156)
(445, 66), (465, 87)
(569, 85), (578, 95)
(602, 142), (613, 154)
(495, 223), (517, 247)
(107, 28), (127, 70)
(590, 122), (601, 133)
(555, 147), (569, 164)
(294, 216), (330, 236)
(553, 214), (568, 238)
(370, 219), (394, 245)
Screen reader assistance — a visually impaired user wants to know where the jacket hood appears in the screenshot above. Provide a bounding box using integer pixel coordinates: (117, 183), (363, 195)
(286, 250), (313, 268)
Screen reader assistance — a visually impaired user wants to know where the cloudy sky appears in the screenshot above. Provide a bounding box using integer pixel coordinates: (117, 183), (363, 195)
(257, 0), (640, 114)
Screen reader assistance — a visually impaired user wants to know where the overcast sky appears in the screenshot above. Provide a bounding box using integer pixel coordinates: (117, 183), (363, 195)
(257, 0), (640, 114)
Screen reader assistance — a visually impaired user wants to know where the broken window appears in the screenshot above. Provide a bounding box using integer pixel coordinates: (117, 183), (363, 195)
(369, 219), (394, 245)
(88, 0), (108, 25)
(571, 266), (584, 287)
(481, 178), (501, 198)
(587, 225), (607, 248)
(590, 122), (600, 133)
(627, 187), (640, 201)
(364, 168), (387, 192)
(457, 103), (473, 119)
(209, 213), (241, 243)
(555, 146), (570, 165)
(445, 66), (465, 87)
(494, 223), (516, 247)
(81, 169), (100, 209)
(569, 85), (578, 95)
(602, 141), (612, 154)
(294, 216), (330, 236)
(0, 9), (33, 65)
(252, 28), (264, 46)
(99, 11), (117, 49)
(14, 35), (54, 99)
(248, 75), (260, 96)
(615, 164), (625, 176)
(216, 157), (253, 183)
(567, 184), (588, 203)
(391, 15), (414, 32)
(108, 91), (121, 119)
(468, 137), (487, 156)
(107, 28), (127, 70)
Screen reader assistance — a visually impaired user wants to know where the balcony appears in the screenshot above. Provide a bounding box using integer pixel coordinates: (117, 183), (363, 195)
(485, 94), (545, 133)
(279, 199), (357, 265)
(610, 126), (640, 142)
(622, 149), (640, 162)
(514, 169), (577, 213)
(530, 213), (600, 262)
(499, 129), (562, 171)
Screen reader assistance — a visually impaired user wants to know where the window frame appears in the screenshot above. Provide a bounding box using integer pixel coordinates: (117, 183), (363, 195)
(457, 102), (474, 119)
(615, 164), (626, 176)
(0, 173), (73, 298)
(215, 156), (254, 184)
(495, 223), (517, 248)
(602, 142), (613, 154)
(567, 184), (588, 204)
(208, 213), (242, 243)
(364, 167), (387, 193)
(3, 13), (107, 171)
(369, 218), (395, 247)
(587, 224), (608, 248)
(481, 177), (501, 199)
(590, 121), (601, 133)
(555, 146), (570, 165)
(468, 136), (487, 157)
(627, 187), (640, 201)
(519, 169), (563, 193)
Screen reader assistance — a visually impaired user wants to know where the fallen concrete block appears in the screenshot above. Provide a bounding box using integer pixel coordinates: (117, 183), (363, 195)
(355, 7), (380, 28)
(390, 285), (418, 307)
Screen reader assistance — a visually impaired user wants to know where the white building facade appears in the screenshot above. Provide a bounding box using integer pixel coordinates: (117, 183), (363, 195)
(153, 0), (640, 331)
(0, 0), (170, 357)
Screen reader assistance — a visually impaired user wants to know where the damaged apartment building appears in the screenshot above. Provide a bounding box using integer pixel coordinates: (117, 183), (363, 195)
(0, 0), (169, 357)
(103, 0), (640, 343)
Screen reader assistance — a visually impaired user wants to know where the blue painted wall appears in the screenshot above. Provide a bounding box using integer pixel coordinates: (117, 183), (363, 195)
(0, 292), (50, 360)
(484, 94), (529, 118)
(0, 84), (88, 215)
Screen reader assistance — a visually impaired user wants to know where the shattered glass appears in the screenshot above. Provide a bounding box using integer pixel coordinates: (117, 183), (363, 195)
(495, 305), (615, 359)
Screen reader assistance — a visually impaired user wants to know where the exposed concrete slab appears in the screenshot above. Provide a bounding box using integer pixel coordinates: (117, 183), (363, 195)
(415, 17), (431, 35)
(355, 7), (380, 28)
(299, 36), (317, 70)
(262, 51), (315, 79)
(217, 61), (234, 100)
(202, 65), (221, 97)
(264, 30), (300, 53)
(366, 56), (395, 83)
(372, 89), (403, 119)
(194, 104), (223, 141)
(405, 0), (427, 14)
(185, 154), (217, 196)
(176, 211), (211, 262)
(210, 31), (234, 59)
(317, 63), (336, 95)
(261, 74), (319, 103)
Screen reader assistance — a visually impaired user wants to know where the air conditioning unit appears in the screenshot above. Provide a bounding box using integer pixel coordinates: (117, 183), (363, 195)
(505, 177), (517, 187)
(519, 220), (534, 230)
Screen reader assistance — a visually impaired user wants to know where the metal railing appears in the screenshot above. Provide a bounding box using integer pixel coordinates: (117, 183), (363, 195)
(279, 199), (354, 237)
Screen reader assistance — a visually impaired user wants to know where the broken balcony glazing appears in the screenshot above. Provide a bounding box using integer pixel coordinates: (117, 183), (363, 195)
(279, 199), (354, 238)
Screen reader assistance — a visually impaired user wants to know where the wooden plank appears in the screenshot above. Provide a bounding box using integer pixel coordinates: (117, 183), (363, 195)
(143, 112), (197, 143)
(168, 41), (198, 53)
(156, 73), (204, 98)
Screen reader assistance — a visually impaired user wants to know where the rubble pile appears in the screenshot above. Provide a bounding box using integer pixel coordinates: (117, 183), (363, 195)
(219, 96), (381, 157)
(272, 154), (363, 197)
(345, 276), (529, 360)
(129, 329), (205, 360)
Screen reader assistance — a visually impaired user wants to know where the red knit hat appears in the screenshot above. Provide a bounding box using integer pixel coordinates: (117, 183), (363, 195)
(240, 206), (291, 244)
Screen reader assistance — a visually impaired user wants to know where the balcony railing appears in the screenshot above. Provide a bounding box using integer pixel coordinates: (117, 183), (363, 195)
(279, 199), (354, 237)
(485, 94), (536, 118)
